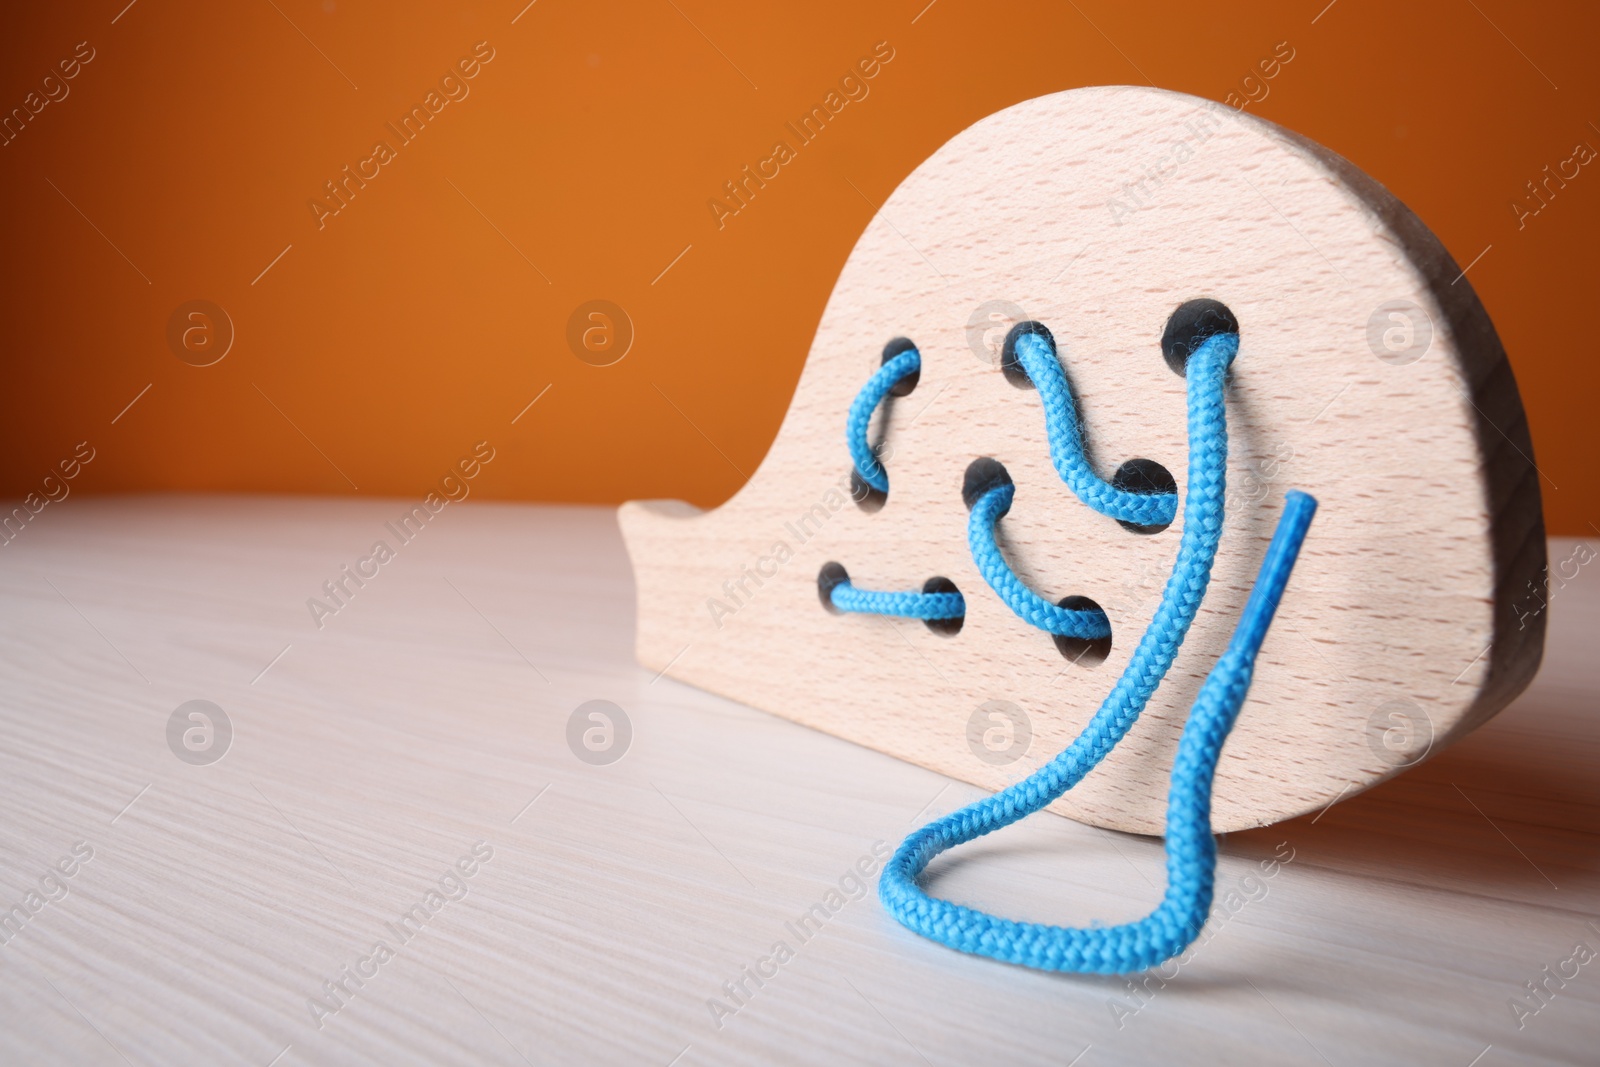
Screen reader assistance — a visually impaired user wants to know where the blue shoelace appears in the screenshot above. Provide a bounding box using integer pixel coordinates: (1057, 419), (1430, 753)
(831, 326), (1317, 973)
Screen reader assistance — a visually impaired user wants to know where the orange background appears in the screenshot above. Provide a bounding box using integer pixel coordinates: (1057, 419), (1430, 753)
(0, 0), (1594, 534)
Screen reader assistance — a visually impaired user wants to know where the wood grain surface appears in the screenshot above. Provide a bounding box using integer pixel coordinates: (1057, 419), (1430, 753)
(0, 497), (1591, 1065)
(621, 85), (1546, 835)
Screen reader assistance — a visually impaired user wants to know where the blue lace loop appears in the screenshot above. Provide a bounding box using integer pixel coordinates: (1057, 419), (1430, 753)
(846, 348), (921, 494)
(831, 580), (964, 620)
(1012, 329), (1192, 527)
(967, 481), (1111, 639)
(830, 325), (1319, 973)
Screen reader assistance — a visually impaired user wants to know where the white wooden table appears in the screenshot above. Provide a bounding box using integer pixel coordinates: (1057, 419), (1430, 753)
(0, 496), (1594, 1066)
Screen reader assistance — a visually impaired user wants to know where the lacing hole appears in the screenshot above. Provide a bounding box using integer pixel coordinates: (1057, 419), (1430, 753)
(818, 562), (849, 613)
(882, 336), (920, 397)
(961, 457), (1013, 510)
(850, 468), (887, 513)
(921, 576), (964, 636)
(998, 321), (1056, 390)
(1054, 595), (1111, 667)
(1112, 458), (1177, 535)
(1161, 299), (1238, 377)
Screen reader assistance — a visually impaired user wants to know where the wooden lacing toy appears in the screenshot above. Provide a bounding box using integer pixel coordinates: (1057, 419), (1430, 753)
(620, 86), (1546, 973)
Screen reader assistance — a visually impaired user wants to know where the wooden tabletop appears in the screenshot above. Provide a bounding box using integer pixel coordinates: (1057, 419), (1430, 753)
(0, 495), (1594, 1066)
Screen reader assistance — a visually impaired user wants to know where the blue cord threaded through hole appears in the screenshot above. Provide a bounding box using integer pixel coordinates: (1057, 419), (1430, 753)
(967, 481), (1111, 639)
(846, 347), (921, 495)
(828, 323), (1318, 974)
(830, 580), (965, 620)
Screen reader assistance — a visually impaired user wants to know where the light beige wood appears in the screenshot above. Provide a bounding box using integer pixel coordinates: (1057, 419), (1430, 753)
(620, 85), (1546, 835)
(0, 499), (1592, 1065)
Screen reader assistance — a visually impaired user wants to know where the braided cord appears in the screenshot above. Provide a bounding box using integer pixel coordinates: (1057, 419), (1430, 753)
(836, 345), (959, 623)
(846, 348), (921, 494)
(828, 326), (1318, 973)
(878, 333), (1265, 972)
(879, 489), (1317, 973)
(967, 481), (1111, 638)
(831, 580), (965, 620)
(1013, 330), (1212, 527)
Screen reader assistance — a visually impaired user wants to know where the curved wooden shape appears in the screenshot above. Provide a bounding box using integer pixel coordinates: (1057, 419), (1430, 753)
(620, 85), (1546, 835)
